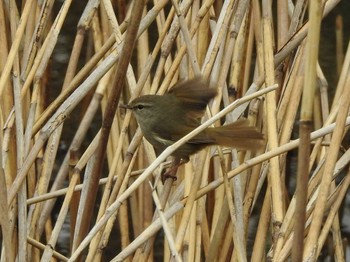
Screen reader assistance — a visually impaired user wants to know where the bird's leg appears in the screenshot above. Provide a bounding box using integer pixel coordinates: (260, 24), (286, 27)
(161, 157), (189, 183)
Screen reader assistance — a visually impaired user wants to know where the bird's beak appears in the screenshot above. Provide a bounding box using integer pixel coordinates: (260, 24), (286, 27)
(119, 103), (132, 109)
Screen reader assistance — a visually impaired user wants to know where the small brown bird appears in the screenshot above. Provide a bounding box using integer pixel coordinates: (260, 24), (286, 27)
(123, 78), (264, 163)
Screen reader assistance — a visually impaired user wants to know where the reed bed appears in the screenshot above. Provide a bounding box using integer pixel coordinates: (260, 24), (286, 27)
(0, 0), (349, 261)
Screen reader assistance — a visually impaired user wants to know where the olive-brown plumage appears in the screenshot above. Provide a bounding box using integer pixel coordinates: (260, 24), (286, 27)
(125, 78), (263, 160)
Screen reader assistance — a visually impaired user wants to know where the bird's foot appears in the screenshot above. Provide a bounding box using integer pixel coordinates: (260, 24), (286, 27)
(161, 166), (178, 184)
(160, 157), (188, 184)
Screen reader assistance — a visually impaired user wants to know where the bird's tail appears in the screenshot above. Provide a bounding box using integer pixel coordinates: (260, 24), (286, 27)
(207, 119), (264, 150)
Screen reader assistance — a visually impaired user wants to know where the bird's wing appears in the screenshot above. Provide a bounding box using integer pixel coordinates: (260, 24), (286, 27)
(167, 77), (217, 111)
(168, 77), (217, 124)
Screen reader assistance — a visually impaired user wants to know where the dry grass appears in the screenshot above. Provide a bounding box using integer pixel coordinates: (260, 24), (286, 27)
(0, 0), (349, 261)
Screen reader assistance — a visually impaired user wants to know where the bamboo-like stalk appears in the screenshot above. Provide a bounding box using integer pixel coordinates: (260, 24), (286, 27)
(241, 11), (255, 95)
(0, 144), (14, 262)
(262, 0), (284, 248)
(40, 173), (80, 261)
(335, 15), (344, 76)
(274, 44), (306, 257)
(250, 190), (271, 261)
(292, 0), (323, 260)
(277, 0), (289, 48)
(0, 0), (36, 96)
(174, 150), (207, 253)
(151, 181), (182, 261)
(27, 236), (68, 261)
(222, 151), (247, 261)
(11, 10), (27, 260)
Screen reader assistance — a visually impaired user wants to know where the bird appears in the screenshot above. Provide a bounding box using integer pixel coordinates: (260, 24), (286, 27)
(122, 77), (264, 164)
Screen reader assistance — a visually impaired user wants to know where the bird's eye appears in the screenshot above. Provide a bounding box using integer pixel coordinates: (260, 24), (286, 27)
(137, 104), (144, 110)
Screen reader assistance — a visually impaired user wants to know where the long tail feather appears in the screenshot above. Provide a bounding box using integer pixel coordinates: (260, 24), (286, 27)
(206, 119), (264, 150)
